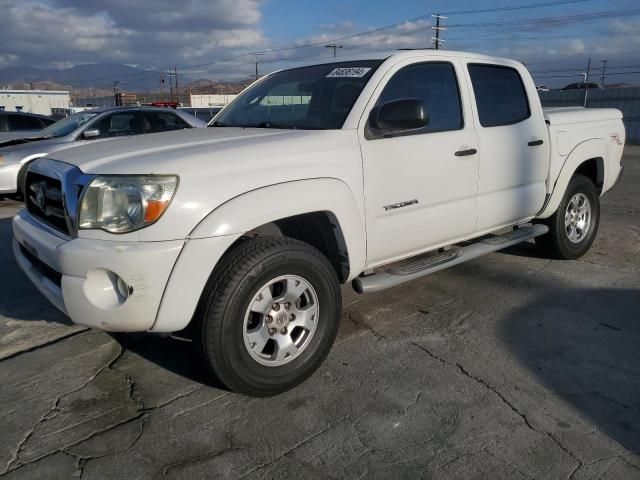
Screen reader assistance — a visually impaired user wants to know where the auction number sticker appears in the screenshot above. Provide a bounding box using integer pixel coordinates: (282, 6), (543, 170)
(326, 67), (372, 78)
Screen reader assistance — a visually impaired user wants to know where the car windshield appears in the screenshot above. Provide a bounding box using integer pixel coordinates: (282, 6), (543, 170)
(211, 60), (383, 130)
(40, 112), (99, 138)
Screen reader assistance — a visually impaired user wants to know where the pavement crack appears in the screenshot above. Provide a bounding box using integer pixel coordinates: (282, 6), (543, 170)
(410, 341), (583, 476)
(236, 417), (348, 479)
(0, 329), (89, 362)
(348, 311), (386, 340)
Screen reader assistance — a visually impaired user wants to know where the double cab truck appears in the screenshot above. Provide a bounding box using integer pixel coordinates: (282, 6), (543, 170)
(12, 50), (625, 396)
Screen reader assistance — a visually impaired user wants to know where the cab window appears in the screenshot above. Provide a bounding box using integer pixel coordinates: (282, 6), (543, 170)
(468, 64), (531, 127)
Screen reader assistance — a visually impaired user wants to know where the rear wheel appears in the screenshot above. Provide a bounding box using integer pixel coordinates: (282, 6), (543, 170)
(535, 174), (600, 259)
(195, 236), (342, 397)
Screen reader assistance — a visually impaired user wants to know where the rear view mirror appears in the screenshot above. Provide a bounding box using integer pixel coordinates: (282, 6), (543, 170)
(82, 129), (100, 139)
(368, 98), (429, 138)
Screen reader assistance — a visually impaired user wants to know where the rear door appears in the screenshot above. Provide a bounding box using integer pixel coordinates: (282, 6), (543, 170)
(465, 63), (549, 232)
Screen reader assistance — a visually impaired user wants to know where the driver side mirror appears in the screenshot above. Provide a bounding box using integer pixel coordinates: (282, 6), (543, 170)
(82, 129), (100, 140)
(367, 98), (429, 139)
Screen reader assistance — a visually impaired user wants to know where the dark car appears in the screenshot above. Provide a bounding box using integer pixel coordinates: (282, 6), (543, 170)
(561, 82), (603, 90)
(0, 111), (55, 142)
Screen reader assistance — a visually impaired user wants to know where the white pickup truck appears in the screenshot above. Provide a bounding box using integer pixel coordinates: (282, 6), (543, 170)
(13, 50), (624, 396)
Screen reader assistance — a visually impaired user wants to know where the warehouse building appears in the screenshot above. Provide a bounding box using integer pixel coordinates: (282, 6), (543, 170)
(0, 89), (71, 116)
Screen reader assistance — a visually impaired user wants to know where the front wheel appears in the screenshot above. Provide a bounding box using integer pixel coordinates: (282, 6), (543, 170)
(535, 174), (600, 259)
(195, 236), (342, 397)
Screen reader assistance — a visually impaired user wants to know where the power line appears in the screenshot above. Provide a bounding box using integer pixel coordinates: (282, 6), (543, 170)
(440, 0), (594, 15)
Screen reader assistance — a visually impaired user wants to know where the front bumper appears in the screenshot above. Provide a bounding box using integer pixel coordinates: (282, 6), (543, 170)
(0, 163), (20, 194)
(12, 210), (184, 332)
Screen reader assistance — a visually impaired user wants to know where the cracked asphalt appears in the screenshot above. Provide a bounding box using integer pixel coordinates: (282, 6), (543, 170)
(1, 147), (639, 480)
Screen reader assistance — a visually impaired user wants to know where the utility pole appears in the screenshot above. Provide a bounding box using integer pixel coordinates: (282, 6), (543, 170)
(174, 65), (179, 106)
(112, 80), (120, 106)
(325, 44), (343, 58)
(600, 59), (608, 88)
(430, 14), (447, 50)
(254, 53), (264, 80)
(583, 57), (591, 108)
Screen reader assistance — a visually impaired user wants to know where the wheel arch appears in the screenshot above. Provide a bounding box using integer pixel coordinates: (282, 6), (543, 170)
(152, 178), (366, 333)
(537, 138), (607, 219)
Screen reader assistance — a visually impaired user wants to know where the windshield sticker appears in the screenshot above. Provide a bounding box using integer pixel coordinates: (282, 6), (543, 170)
(326, 67), (372, 78)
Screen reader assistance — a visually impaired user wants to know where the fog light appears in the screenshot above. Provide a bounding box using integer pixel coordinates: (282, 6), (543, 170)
(116, 277), (129, 301)
(83, 269), (131, 310)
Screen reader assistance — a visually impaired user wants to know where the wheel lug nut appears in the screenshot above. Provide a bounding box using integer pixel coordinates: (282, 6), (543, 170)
(284, 302), (291, 310)
(268, 328), (277, 335)
(290, 314), (296, 321)
(281, 327), (287, 335)
(266, 315), (273, 324)
(272, 304), (280, 311)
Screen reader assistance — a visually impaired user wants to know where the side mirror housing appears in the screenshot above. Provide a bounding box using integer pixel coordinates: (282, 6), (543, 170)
(368, 98), (429, 139)
(82, 129), (100, 139)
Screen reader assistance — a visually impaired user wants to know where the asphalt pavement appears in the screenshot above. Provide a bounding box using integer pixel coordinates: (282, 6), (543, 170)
(1, 148), (639, 479)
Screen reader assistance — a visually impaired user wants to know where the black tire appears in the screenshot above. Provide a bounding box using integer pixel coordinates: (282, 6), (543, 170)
(195, 236), (342, 397)
(535, 174), (600, 259)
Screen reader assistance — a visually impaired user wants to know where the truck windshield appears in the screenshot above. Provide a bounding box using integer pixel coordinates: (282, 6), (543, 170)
(211, 60), (383, 130)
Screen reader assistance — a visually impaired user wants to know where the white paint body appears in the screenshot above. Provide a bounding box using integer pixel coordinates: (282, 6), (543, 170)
(0, 90), (70, 115)
(12, 51), (625, 333)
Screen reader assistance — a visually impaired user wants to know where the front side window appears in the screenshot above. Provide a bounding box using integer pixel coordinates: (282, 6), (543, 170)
(375, 62), (463, 135)
(468, 64), (531, 127)
(213, 60), (382, 130)
(93, 112), (141, 138)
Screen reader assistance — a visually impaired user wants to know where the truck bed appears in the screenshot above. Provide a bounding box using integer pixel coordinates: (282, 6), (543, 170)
(543, 106), (623, 125)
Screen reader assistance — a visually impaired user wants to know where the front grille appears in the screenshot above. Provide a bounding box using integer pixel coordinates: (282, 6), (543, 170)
(19, 244), (62, 287)
(25, 171), (69, 235)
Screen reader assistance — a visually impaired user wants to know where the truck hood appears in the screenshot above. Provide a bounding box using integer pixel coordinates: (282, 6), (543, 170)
(47, 127), (321, 174)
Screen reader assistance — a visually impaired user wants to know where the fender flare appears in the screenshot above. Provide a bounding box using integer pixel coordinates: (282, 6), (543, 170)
(537, 138), (607, 219)
(189, 177), (367, 277)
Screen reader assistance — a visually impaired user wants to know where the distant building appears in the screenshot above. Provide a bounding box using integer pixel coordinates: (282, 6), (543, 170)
(190, 94), (238, 107)
(0, 89), (71, 116)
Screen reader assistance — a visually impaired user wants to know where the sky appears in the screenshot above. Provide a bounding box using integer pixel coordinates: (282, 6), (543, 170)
(1, 0), (640, 87)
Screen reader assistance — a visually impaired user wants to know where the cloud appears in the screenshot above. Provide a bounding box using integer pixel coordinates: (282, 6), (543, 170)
(0, 0), (266, 75)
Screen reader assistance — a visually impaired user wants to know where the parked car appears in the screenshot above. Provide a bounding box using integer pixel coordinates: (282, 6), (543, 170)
(561, 82), (603, 90)
(13, 51), (624, 397)
(0, 111), (55, 143)
(0, 106), (206, 195)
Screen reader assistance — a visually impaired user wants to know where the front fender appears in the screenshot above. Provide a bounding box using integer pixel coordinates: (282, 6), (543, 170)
(537, 138), (606, 219)
(152, 178), (366, 332)
(189, 177), (366, 274)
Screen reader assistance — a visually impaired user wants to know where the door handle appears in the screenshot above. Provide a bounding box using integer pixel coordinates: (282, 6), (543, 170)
(455, 148), (477, 157)
(528, 139), (544, 146)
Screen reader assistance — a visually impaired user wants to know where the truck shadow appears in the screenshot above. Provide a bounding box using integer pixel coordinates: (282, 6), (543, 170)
(499, 286), (640, 455)
(0, 217), (72, 325)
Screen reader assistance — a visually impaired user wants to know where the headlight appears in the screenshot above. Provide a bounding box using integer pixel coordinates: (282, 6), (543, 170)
(79, 175), (178, 233)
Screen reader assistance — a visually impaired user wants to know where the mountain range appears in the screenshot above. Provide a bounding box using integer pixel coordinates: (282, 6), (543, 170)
(0, 63), (196, 92)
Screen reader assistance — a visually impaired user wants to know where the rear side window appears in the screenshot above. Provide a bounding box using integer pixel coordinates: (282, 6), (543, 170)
(7, 114), (43, 131)
(468, 64), (530, 127)
(142, 112), (191, 133)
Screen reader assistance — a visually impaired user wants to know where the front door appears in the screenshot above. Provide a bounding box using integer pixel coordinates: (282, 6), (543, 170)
(360, 60), (480, 266)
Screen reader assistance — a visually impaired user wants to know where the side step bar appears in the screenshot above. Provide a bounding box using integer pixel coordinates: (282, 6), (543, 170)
(352, 224), (549, 294)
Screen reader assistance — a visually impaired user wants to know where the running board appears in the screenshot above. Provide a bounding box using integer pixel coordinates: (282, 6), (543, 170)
(352, 224), (549, 294)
